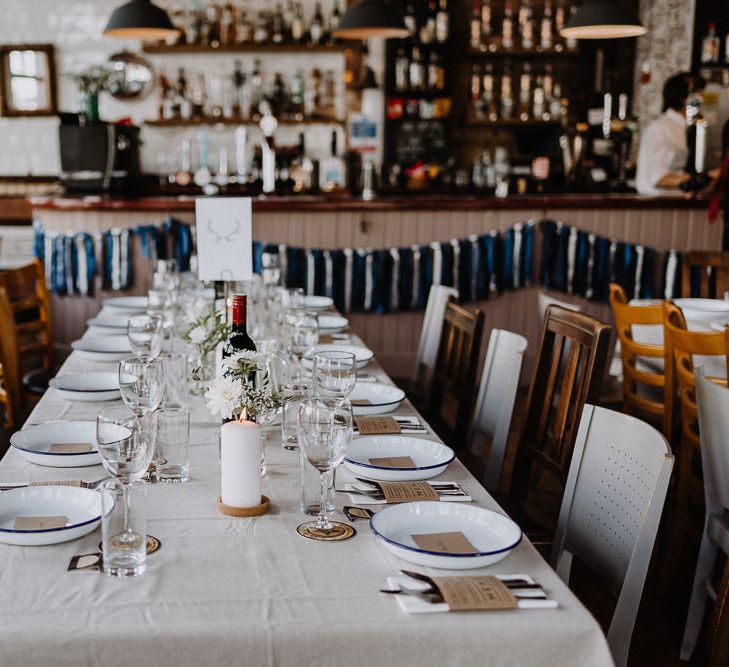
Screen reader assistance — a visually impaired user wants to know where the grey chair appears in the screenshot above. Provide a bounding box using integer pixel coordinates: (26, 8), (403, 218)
(468, 328), (527, 492)
(551, 404), (674, 667)
(680, 368), (729, 660)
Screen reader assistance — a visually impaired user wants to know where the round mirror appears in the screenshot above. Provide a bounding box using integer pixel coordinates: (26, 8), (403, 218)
(108, 51), (154, 101)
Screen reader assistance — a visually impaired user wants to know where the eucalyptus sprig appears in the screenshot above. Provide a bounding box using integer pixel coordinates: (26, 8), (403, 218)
(181, 307), (231, 357)
(66, 66), (115, 96)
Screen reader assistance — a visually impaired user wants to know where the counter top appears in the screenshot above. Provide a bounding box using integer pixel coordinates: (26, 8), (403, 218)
(28, 192), (710, 213)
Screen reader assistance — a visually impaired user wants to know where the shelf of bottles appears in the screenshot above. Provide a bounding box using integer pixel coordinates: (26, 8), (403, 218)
(145, 116), (344, 127)
(466, 0), (578, 128)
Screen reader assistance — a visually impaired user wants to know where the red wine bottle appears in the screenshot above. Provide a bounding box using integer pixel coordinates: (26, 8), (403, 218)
(224, 293), (257, 357)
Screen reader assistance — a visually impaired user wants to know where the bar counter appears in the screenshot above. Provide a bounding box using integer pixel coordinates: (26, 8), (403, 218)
(29, 193), (720, 378)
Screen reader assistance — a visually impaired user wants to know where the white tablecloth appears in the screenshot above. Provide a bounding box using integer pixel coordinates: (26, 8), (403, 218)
(0, 316), (614, 667)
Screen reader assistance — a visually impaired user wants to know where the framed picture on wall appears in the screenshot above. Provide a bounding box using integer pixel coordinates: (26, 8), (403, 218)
(0, 43), (58, 117)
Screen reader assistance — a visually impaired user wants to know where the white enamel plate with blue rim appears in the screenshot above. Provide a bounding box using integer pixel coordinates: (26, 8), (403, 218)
(301, 295), (334, 310)
(71, 336), (131, 362)
(344, 435), (454, 481)
(11, 421), (101, 467)
(370, 502), (522, 569)
(49, 372), (120, 402)
(303, 344), (374, 369)
(0, 486), (102, 546)
(350, 383), (406, 415)
(318, 314), (349, 332)
(87, 313), (131, 331)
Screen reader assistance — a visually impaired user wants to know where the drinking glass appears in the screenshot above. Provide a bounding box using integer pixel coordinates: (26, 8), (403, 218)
(296, 399), (353, 540)
(281, 381), (311, 450)
(156, 403), (190, 482)
(100, 479), (147, 577)
(159, 351), (187, 403)
(119, 356), (165, 417)
(312, 351), (357, 405)
(261, 252), (281, 287)
(287, 311), (319, 374)
(127, 314), (164, 359)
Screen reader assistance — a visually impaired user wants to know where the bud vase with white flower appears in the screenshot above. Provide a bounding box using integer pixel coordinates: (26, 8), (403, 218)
(206, 351), (283, 516)
(180, 307), (231, 396)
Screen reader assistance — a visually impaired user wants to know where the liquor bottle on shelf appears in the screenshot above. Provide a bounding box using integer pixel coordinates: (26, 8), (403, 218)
(470, 1), (481, 50)
(501, 62), (514, 119)
(175, 138), (193, 187)
(283, 1), (296, 38)
(158, 67), (172, 119)
(290, 70), (305, 118)
(320, 130), (346, 192)
(518, 63), (532, 121)
(253, 12), (270, 43)
(565, 6), (578, 50)
(502, 1), (515, 50)
(409, 46), (426, 92)
(224, 295), (257, 361)
(519, 0), (535, 50)
(205, 4), (220, 47)
(436, 0), (449, 44)
(428, 51), (446, 91)
(403, 2), (417, 38)
(540, 1), (554, 50)
(272, 4), (285, 43)
(421, 0), (437, 45)
(191, 72), (207, 119)
(482, 62), (497, 121)
(481, 0), (494, 51)
(231, 61), (244, 118)
(236, 10), (252, 43)
(291, 3), (306, 43)
(220, 3), (236, 46)
(291, 132), (315, 193)
(310, 2), (325, 44)
(533, 82), (546, 120)
(471, 64), (482, 117)
(395, 47), (409, 92)
(329, 0), (341, 42)
(701, 23), (720, 64)
(554, 0), (566, 51)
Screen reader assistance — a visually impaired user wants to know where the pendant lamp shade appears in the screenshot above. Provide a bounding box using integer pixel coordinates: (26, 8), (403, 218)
(560, 0), (646, 40)
(103, 0), (179, 40)
(333, 0), (409, 40)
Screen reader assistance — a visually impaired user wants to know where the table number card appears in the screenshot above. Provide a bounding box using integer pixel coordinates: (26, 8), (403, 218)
(14, 516), (67, 530)
(195, 197), (252, 282)
(431, 576), (519, 611)
(354, 416), (401, 434)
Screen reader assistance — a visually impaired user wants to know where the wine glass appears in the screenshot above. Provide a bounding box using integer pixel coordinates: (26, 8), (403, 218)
(119, 356), (166, 417)
(261, 252), (281, 287)
(287, 311), (319, 371)
(296, 398), (354, 541)
(96, 405), (155, 576)
(312, 351), (357, 406)
(127, 314), (164, 359)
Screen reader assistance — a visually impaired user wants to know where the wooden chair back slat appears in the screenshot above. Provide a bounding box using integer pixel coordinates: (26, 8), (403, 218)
(427, 301), (484, 448)
(511, 305), (611, 532)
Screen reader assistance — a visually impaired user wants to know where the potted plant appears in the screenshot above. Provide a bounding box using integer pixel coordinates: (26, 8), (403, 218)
(66, 65), (114, 124)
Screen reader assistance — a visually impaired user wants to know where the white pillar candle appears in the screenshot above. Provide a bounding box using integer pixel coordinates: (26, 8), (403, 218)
(221, 419), (262, 508)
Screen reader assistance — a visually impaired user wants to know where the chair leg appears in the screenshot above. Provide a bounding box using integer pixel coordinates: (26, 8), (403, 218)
(710, 559), (729, 666)
(681, 528), (719, 660)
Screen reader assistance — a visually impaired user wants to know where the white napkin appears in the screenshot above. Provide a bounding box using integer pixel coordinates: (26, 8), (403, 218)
(385, 575), (559, 612)
(345, 481), (472, 505)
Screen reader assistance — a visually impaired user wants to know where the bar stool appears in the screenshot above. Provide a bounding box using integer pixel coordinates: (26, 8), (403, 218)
(426, 301), (484, 450)
(0, 258), (54, 396)
(608, 283), (664, 424)
(0, 286), (22, 429)
(659, 301), (729, 588)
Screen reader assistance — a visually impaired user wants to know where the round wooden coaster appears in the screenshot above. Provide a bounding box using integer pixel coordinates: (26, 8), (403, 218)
(296, 521), (356, 541)
(216, 495), (270, 517)
(98, 534), (161, 555)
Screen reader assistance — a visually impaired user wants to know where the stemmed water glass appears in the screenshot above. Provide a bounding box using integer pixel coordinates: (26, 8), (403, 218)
(96, 405), (155, 576)
(127, 314), (164, 359)
(287, 311), (319, 375)
(312, 351), (357, 406)
(119, 356), (166, 418)
(261, 252), (281, 287)
(296, 398), (354, 541)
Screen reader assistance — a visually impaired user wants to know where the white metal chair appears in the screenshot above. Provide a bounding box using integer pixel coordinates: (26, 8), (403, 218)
(551, 404), (674, 667)
(468, 328), (527, 491)
(412, 285), (459, 398)
(680, 368), (729, 660)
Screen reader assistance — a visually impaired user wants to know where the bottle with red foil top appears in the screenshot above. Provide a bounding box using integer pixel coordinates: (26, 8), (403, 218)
(224, 294), (257, 359)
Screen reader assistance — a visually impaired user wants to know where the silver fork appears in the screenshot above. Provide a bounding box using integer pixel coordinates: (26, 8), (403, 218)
(0, 477), (109, 491)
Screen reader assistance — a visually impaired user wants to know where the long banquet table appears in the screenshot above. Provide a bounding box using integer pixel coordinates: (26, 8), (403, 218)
(0, 310), (614, 667)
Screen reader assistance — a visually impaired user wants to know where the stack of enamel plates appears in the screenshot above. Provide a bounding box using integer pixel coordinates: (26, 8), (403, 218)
(71, 336), (131, 361)
(10, 421), (102, 467)
(87, 313), (131, 332)
(102, 296), (148, 314)
(303, 343), (373, 369)
(49, 372), (120, 402)
(318, 314), (349, 333)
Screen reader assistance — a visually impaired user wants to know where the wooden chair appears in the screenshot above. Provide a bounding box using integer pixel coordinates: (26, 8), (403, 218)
(552, 404), (673, 667)
(608, 283), (665, 422)
(681, 251), (729, 299)
(467, 328), (527, 492)
(0, 258), (53, 395)
(710, 560), (729, 666)
(660, 301), (729, 588)
(0, 286), (22, 429)
(426, 300), (484, 451)
(681, 370), (729, 660)
(510, 305), (611, 532)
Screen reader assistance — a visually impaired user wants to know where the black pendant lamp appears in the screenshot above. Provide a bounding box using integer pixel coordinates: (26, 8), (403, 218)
(560, 0), (646, 40)
(103, 0), (179, 40)
(333, 0), (409, 40)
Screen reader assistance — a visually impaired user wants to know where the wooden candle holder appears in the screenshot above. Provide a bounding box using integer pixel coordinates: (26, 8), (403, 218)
(216, 495), (270, 517)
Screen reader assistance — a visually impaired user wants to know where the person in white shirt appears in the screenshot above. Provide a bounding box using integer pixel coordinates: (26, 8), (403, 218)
(636, 73), (695, 195)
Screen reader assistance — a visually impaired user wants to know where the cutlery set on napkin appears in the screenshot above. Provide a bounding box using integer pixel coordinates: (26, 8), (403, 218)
(341, 478), (471, 504)
(352, 416), (427, 434)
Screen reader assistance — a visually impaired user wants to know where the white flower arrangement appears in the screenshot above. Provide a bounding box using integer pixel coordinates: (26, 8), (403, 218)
(180, 307), (231, 357)
(205, 351), (283, 423)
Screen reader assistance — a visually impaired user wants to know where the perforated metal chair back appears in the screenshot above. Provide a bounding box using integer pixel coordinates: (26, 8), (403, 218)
(551, 404), (673, 667)
(469, 328), (527, 491)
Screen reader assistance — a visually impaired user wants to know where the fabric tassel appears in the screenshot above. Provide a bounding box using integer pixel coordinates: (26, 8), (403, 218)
(324, 250), (333, 298)
(512, 223), (522, 289)
(664, 251), (679, 300)
(389, 248), (400, 311)
(363, 250), (373, 311)
(305, 249), (315, 295)
(566, 227), (578, 294)
(344, 248), (354, 313)
(411, 245), (421, 309)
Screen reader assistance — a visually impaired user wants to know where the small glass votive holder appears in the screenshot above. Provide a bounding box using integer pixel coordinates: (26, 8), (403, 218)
(300, 453), (335, 516)
(100, 479), (147, 577)
(281, 382), (311, 450)
(156, 403), (190, 482)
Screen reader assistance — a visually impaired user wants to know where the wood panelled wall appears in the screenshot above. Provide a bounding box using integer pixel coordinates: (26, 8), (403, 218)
(36, 204), (721, 382)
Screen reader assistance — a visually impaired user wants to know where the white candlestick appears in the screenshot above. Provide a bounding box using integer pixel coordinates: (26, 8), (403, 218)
(221, 419), (261, 508)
